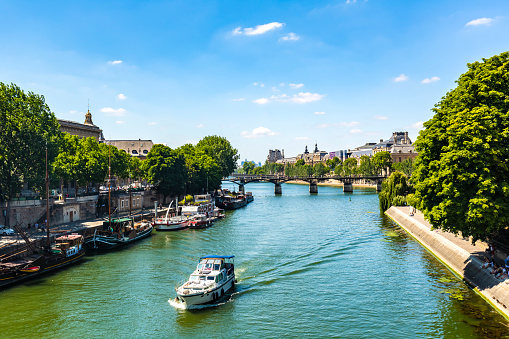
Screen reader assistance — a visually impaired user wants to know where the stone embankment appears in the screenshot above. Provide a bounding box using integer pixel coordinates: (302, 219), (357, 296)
(386, 206), (509, 319)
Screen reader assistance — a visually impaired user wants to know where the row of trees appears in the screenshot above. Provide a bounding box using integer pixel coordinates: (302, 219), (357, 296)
(0, 83), (239, 207)
(240, 151), (397, 177)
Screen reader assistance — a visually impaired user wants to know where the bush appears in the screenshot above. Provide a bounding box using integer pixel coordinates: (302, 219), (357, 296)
(392, 195), (406, 206)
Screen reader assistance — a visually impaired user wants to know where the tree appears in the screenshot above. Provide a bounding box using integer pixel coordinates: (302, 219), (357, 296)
(144, 144), (187, 202)
(0, 83), (61, 206)
(391, 158), (414, 177)
(379, 171), (411, 212)
(313, 162), (329, 177)
(342, 158), (358, 176)
(412, 51), (509, 242)
(372, 151), (392, 175)
(243, 161), (256, 175)
(358, 155), (376, 176)
(196, 135), (239, 178)
(177, 143), (221, 194)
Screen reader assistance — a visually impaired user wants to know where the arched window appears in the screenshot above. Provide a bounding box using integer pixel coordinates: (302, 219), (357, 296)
(143, 150), (148, 154)
(132, 150), (138, 154)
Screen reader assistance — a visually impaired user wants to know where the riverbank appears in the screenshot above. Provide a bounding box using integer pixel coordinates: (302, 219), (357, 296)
(386, 206), (509, 319)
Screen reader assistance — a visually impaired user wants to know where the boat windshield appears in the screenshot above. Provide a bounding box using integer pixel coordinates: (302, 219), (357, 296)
(207, 276), (214, 281)
(190, 275), (199, 282)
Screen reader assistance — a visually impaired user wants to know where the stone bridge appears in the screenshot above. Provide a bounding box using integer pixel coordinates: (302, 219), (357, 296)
(223, 174), (387, 195)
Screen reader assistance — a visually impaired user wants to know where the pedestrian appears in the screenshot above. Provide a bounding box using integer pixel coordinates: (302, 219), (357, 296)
(27, 223), (31, 229)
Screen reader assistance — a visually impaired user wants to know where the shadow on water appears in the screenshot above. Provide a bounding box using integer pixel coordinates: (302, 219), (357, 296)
(380, 213), (509, 338)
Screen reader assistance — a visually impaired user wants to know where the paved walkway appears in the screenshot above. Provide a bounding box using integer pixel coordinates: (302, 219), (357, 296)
(395, 206), (493, 259)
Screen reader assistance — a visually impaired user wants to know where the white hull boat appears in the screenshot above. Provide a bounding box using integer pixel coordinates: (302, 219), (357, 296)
(174, 255), (235, 307)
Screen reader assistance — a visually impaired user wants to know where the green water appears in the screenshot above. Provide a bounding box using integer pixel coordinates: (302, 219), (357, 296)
(0, 183), (507, 338)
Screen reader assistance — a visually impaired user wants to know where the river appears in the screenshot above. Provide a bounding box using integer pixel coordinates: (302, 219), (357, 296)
(0, 182), (508, 338)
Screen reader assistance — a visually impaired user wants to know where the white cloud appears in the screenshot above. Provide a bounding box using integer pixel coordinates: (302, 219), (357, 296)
(394, 74), (409, 82)
(108, 60), (122, 65)
(232, 98), (245, 101)
(100, 107), (126, 116)
(294, 136), (310, 141)
(421, 76), (440, 84)
(465, 18), (493, 26)
(240, 126), (278, 138)
(346, 0), (357, 3)
(253, 92), (324, 104)
(289, 83), (304, 89)
(233, 22), (285, 36)
(148, 122), (158, 125)
(279, 33), (300, 41)
(116, 93), (127, 100)
(69, 110), (78, 114)
(411, 121), (424, 129)
(272, 86), (280, 92)
(374, 115), (388, 120)
(253, 98), (270, 104)
(350, 129), (362, 134)
(314, 111), (326, 115)
(196, 123), (204, 128)
(253, 82), (265, 87)
(115, 120), (125, 124)
(256, 93), (324, 104)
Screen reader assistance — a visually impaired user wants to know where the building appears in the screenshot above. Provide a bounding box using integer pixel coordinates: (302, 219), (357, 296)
(103, 140), (155, 160)
(296, 144), (329, 165)
(58, 110), (103, 141)
(267, 149), (284, 164)
(372, 131), (417, 164)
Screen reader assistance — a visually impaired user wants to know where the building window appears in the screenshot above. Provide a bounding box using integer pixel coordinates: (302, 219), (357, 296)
(143, 150), (148, 154)
(132, 150), (138, 154)
(399, 157), (402, 162)
(121, 200), (124, 208)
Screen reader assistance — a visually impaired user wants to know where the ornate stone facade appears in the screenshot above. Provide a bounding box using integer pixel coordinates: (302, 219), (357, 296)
(58, 110), (103, 141)
(103, 140), (154, 160)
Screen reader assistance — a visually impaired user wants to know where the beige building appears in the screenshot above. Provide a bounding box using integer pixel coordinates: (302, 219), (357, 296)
(103, 140), (155, 160)
(58, 110), (103, 141)
(372, 132), (417, 163)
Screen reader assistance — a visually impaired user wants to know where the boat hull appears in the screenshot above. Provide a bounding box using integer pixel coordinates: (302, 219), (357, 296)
(177, 275), (235, 306)
(0, 250), (85, 289)
(153, 221), (188, 231)
(85, 225), (153, 250)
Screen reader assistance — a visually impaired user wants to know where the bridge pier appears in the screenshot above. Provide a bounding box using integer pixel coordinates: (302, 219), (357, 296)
(274, 182), (282, 195)
(309, 182), (318, 194)
(239, 184), (245, 194)
(343, 183), (353, 193)
(376, 182), (382, 192)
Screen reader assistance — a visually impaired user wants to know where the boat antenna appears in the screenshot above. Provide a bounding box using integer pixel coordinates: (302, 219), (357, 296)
(129, 172), (132, 220)
(46, 142), (50, 248)
(108, 140), (112, 229)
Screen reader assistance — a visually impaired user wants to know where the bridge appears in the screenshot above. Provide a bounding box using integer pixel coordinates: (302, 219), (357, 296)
(223, 174), (387, 195)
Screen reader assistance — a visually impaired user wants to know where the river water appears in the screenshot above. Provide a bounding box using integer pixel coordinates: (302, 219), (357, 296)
(0, 183), (508, 338)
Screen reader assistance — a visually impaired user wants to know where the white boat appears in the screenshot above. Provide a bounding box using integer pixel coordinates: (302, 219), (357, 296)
(174, 255), (235, 306)
(153, 215), (189, 232)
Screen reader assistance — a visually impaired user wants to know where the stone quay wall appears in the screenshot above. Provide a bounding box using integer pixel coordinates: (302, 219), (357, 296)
(386, 206), (509, 319)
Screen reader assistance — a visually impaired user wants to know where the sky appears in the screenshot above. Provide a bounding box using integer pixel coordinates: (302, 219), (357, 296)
(1, 0), (508, 164)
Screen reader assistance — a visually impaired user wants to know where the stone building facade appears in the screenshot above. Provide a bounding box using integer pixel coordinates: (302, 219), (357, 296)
(104, 140), (154, 160)
(58, 110), (103, 141)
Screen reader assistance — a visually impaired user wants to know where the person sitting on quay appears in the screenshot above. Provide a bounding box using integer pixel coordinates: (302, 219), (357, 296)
(490, 263), (502, 276)
(481, 256), (492, 269)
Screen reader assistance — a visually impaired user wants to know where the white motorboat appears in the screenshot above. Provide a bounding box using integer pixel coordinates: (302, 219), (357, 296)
(174, 255), (235, 306)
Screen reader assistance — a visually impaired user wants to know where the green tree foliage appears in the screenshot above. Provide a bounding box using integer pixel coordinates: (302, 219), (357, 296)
(341, 158), (358, 176)
(313, 162), (329, 176)
(196, 135), (239, 178)
(326, 156), (341, 171)
(144, 144), (187, 201)
(372, 151), (392, 175)
(358, 155), (376, 176)
(177, 143), (221, 194)
(53, 133), (81, 191)
(0, 83), (61, 201)
(391, 158), (414, 177)
(129, 156), (145, 181)
(412, 52), (509, 242)
(243, 161), (256, 174)
(379, 171), (411, 212)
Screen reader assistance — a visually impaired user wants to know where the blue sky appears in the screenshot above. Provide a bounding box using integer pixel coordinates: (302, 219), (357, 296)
(1, 0), (508, 163)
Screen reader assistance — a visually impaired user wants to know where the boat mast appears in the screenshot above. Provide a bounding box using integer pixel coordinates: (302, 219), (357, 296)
(129, 173), (132, 219)
(108, 143), (111, 229)
(46, 143), (50, 248)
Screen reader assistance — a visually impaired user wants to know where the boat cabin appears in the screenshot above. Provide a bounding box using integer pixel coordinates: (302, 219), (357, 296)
(54, 233), (83, 256)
